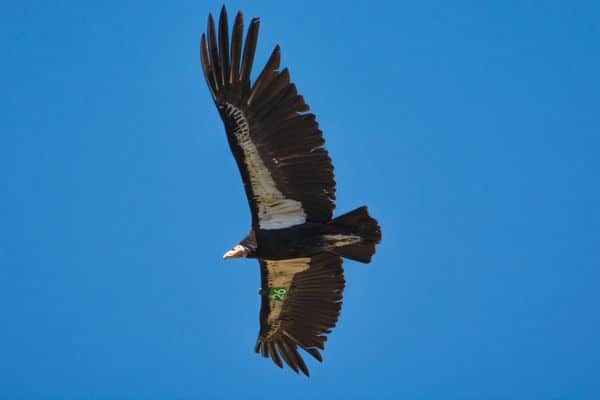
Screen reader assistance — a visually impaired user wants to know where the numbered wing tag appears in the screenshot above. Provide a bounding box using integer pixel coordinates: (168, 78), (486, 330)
(268, 287), (288, 302)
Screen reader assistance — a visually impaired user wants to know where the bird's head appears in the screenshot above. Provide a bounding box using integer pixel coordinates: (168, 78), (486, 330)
(223, 244), (250, 260)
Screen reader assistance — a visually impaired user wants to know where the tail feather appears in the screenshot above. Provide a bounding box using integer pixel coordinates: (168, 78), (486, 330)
(328, 206), (381, 263)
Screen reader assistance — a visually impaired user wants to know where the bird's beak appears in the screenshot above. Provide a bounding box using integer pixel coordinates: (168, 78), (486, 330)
(223, 245), (247, 260)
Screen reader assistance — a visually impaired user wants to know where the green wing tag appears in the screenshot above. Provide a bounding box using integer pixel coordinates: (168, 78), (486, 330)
(269, 287), (288, 302)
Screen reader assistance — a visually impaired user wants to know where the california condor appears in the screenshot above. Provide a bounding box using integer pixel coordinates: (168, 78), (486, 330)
(200, 6), (382, 376)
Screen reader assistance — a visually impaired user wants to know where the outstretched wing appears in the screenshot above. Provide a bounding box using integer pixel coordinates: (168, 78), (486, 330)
(200, 7), (336, 229)
(255, 254), (345, 376)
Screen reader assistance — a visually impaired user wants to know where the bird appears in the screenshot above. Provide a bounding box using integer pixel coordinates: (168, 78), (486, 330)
(200, 6), (382, 376)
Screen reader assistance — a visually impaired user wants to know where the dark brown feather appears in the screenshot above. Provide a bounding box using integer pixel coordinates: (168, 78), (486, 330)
(206, 14), (220, 93)
(240, 17), (260, 95)
(218, 6), (230, 87)
(230, 12), (244, 85)
(200, 34), (217, 100)
(305, 347), (323, 362)
(248, 46), (281, 106)
(270, 343), (284, 368)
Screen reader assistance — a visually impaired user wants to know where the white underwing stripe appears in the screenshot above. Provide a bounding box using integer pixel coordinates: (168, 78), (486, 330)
(224, 103), (307, 229)
(263, 258), (311, 338)
(321, 234), (362, 247)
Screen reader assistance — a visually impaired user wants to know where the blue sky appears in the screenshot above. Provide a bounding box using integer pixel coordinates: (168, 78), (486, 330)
(1, 1), (599, 398)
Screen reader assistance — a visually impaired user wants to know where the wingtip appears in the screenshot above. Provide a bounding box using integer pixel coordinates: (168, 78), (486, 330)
(207, 13), (215, 34)
(219, 5), (228, 22)
(218, 6), (229, 33)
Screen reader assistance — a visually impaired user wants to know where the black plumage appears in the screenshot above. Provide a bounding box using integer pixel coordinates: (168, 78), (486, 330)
(200, 6), (382, 376)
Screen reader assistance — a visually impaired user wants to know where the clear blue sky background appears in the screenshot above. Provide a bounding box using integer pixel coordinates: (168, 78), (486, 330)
(1, 1), (599, 398)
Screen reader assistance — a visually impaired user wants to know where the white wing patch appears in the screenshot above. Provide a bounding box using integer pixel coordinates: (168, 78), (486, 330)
(225, 103), (306, 229)
(263, 258), (310, 337)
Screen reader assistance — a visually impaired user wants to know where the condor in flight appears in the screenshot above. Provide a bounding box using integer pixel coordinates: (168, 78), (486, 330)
(200, 7), (382, 376)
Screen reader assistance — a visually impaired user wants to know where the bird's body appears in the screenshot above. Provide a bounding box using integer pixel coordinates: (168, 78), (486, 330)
(238, 209), (377, 260)
(200, 6), (382, 376)
(249, 224), (340, 260)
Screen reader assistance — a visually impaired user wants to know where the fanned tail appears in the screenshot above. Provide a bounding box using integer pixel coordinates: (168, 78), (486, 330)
(328, 206), (382, 263)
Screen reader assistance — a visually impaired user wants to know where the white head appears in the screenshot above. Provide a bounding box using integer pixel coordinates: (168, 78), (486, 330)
(223, 244), (249, 260)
